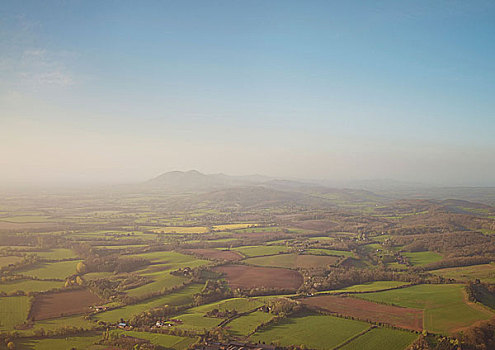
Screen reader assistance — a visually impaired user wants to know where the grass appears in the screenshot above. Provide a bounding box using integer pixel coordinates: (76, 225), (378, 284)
(17, 315), (98, 336)
(304, 248), (355, 257)
(307, 236), (335, 241)
(125, 271), (190, 298)
(174, 298), (265, 332)
(0, 296), (30, 331)
(16, 332), (101, 350)
(111, 330), (196, 349)
(151, 226), (209, 234)
(226, 310), (275, 336)
(0, 255), (23, 268)
(131, 251), (209, 268)
(430, 263), (495, 283)
(249, 313), (370, 349)
(19, 260), (82, 279)
(0, 215), (50, 223)
(95, 284), (203, 323)
(0, 279), (65, 293)
(324, 281), (411, 293)
(35, 248), (77, 260)
(357, 284), (494, 334)
(232, 245), (290, 257)
(340, 327), (418, 350)
(214, 223), (258, 231)
(244, 254), (339, 269)
(402, 251), (442, 266)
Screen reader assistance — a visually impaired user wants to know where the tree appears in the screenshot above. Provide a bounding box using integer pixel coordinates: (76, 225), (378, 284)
(76, 262), (87, 274)
(7, 342), (15, 350)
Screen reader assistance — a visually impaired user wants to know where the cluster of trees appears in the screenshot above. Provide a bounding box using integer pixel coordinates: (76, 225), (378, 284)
(0, 254), (39, 275)
(264, 298), (302, 316)
(125, 304), (184, 327)
(391, 231), (495, 258)
(205, 308), (238, 319)
(407, 318), (495, 350)
(299, 266), (429, 293)
(422, 256), (492, 271)
(81, 256), (150, 274)
(193, 280), (231, 306)
(465, 282), (495, 307)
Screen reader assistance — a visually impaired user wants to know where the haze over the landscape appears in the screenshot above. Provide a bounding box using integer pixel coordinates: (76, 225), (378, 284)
(1, 0), (494, 186)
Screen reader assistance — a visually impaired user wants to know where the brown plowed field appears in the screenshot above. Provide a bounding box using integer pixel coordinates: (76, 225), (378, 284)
(184, 249), (242, 261)
(301, 294), (423, 331)
(213, 264), (303, 290)
(30, 289), (103, 320)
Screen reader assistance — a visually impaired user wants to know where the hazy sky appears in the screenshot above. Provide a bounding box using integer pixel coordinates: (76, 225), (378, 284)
(1, 1), (494, 186)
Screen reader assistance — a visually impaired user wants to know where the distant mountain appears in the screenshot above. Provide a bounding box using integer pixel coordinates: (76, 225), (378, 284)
(140, 170), (387, 208)
(144, 170), (269, 192)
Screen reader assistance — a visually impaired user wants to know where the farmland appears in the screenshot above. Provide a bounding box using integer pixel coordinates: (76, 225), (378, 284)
(0, 256), (23, 268)
(326, 281), (411, 293)
(15, 333), (102, 350)
(111, 330), (197, 349)
(301, 294), (423, 331)
(402, 251), (443, 266)
(30, 289), (103, 320)
(18, 260), (82, 280)
(0, 296), (30, 331)
(95, 283), (203, 323)
(249, 313), (370, 349)
(232, 245), (290, 257)
(1, 172), (495, 349)
(356, 284), (494, 334)
(244, 253), (340, 269)
(0, 279), (65, 294)
(339, 327), (418, 350)
(184, 248), (243, 261)
(213, 264), (303, 290)
(430, 263), (495, 283)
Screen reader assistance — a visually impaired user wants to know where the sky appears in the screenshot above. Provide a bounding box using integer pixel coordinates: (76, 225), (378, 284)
(1, 0), (494, 186)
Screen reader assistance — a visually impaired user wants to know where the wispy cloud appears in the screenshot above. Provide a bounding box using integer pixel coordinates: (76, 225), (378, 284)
(0, 16), (77, 91)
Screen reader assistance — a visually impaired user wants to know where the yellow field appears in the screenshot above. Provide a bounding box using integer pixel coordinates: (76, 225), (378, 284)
(151, 223), (257, 234)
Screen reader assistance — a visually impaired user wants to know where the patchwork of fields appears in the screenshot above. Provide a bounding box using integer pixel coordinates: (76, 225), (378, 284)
(1, 188), (494, 350)
(357, 284), (494, 334)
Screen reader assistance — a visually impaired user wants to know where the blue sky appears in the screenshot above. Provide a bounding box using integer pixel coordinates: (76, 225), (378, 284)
(1, 1), (494, 185)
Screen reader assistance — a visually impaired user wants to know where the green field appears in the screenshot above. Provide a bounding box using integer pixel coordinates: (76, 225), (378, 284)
(340, 327), (417, 350)
(125, 271), (190, 297)
(18, 315), (98, 336)
(304, 248), (355, 257)
(249, 313), (370, 349)
(111, 330), (197, 349)
(35, 248), (77, 260)
(174, 298), (265, 332)
(244, 253), (339, 269)
(430, 263), (495, 283)
(226, 310), (275, 336)
(357, 284), (494, 334)
(402, 251), (442, 266)
(0, 279), (65, 293)
(18, 260), (82, 279)
(324, 281), (411, 293)
(16, 333), (101, 350)
(0, 215), (51, 223)
(0, 255), (23, 268)
(96, 283), (203, 323)
(0, 296), (30, 330)
(131, 251), (209, 268)
(232, 245), (290, 257)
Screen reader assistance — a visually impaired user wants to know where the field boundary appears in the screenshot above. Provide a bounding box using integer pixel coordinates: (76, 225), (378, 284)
(332, 325), (375, 350)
